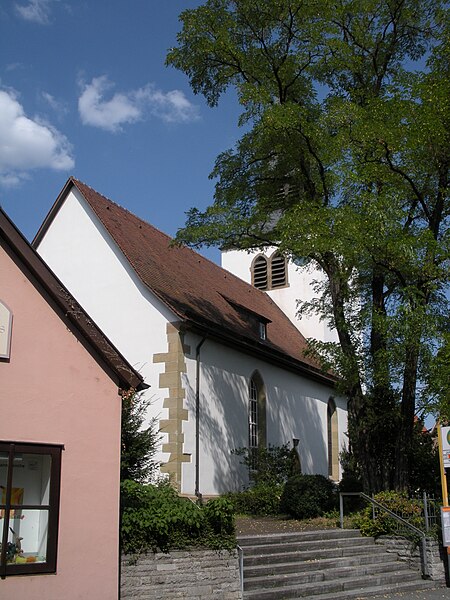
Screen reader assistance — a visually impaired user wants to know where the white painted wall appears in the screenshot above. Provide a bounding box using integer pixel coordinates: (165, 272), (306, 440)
(37, 193), (347, 497)
(221, 249), (338, 343)
(181, 332), (347, 496)
(36, 188), (177, 467)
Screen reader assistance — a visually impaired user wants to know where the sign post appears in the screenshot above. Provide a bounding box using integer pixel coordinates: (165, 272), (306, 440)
(438, 425), (450, 504)
(438, 425), (450, 584)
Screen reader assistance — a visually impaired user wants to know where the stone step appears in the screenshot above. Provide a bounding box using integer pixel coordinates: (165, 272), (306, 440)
(243, 543), (387, 566)
(294, 579), (441, 600)
(244, 550), (396, 578)
(241, 536), (374, 556)
(244, 561), (413, 590)
(242, 569), (423, 599)
(238, 528), (362, 547)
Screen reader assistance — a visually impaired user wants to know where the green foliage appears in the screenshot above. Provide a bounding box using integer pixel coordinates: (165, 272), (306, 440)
(354, 491), (425, 538)
(168, 0), (450, 493)
(224, 444), (298, 515)
(224, 483), (282, 516)
(120, 389), (160, 483)
(338, 455), (365, 513)
(408, 422), (440, 496)
(203, 496), (235, 535)
(120, 480), (235, 554)
(232, 444), (296, 486)
(424, 333), (450, 419)
(280, 474), (337, 519)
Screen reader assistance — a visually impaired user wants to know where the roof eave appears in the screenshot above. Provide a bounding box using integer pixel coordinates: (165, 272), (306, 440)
(179, 317), (338, 388)
(2, 207), (145, 392)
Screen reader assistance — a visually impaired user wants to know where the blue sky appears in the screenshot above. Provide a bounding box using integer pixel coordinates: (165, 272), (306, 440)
(0, 0), (242, 261)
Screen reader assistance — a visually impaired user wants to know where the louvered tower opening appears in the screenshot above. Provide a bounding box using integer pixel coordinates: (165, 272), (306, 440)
(253, 256), (268, 289)
(271, 253), (287, 288)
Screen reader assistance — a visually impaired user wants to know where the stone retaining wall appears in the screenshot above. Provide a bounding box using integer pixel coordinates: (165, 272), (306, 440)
(375, 535), (446, 582)
(121, 549), (242, 600)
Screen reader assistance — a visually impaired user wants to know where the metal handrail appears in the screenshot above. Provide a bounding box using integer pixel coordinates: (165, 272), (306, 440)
(237, 544), (244, 595)
(339, 492), (430, 578)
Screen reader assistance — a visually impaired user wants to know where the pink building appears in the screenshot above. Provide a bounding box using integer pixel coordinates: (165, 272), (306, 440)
(0, 208), (146, 599)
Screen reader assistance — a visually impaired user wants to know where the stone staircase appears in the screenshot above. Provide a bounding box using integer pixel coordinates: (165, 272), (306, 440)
(237, 528), (440, 599)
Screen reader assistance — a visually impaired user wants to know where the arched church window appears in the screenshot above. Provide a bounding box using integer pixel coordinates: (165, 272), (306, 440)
(270, 252), (287, 288)
(327, 398), (339, 480)
(252, 255), (268, 290)
(249, 378), (259, 457)
(248, 372), (267, 469)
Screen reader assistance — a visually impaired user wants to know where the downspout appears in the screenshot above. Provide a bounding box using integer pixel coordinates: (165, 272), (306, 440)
(195, 336), (207, 500)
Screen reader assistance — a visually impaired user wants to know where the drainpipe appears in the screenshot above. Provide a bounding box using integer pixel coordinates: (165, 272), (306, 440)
(195, 336), (207, 500)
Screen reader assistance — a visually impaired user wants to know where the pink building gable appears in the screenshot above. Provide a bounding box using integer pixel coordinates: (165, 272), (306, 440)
(0, 209), (144, 599)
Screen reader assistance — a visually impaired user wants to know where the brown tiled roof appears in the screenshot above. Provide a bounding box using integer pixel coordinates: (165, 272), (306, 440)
(36, 177), (335, 385)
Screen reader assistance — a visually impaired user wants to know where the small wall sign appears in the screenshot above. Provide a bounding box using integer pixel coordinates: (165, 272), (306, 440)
(0, 300), (12, 359)
(441, 506), (450, 546)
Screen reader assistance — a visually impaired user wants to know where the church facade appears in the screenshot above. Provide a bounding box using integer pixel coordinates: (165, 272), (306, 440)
(34, 178), (347, 497)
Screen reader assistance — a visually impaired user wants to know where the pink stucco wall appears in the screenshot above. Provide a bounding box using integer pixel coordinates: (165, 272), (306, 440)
(0, 245), (122, 599)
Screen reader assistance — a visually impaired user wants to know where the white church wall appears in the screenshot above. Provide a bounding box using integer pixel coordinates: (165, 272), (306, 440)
(36, 192), (347, 497)
(221, 249), (338, 343)
(36, 188), (177, 466)
(181, 333), (346, 497)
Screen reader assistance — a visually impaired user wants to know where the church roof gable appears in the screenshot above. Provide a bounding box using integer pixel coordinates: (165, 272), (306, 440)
(35, 177), (335, 384)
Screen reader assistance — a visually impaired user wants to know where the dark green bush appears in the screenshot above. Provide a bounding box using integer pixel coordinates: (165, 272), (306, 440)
(120, 480), (235, 554)
(338, 472), (365, 512)
(280, 474), (336, 519)
(232, 444), (294, 486)
(225, 483), (282, 516)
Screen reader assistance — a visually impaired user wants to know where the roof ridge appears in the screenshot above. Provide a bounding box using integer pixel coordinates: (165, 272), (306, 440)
(72, 177), (173, 239)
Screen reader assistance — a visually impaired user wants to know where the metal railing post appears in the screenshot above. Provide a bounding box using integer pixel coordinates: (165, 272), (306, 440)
(423, 491), (430, 533)
(237, 545), (244, 596)
(340, 493), (344, 529)
(339, 491), (431, 578)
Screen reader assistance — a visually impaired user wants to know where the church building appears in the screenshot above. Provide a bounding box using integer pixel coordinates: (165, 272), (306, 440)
(34, 177), (347, 497)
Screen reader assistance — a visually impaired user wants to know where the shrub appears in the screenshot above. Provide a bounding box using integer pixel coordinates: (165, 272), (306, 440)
(338, 472), (365, 512)
(120, 480), (235, 554)
(354, 491), (425, 538)
(280, 474), (336, 519)
(121, 389), (160, 483)
(225, 483), (282, 516)
(203, 497), (235, 535)
(232, 444), (294, 486)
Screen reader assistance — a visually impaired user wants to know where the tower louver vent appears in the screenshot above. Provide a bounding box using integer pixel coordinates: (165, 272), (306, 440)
(271, 253), (286, 288)
(253, 256), (268, 289)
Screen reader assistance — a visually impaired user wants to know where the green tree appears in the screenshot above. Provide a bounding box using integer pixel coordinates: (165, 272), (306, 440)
(167, 0), (449, 492)
(121, 389), (159, 483)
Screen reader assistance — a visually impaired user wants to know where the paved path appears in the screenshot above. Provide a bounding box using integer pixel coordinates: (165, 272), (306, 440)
(370, 587), (449, 599)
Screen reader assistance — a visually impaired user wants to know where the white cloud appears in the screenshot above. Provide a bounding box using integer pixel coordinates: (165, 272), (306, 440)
(0, 89), (74, 187)
(78, 76), (199, 132)
(15, 0), (56, 24)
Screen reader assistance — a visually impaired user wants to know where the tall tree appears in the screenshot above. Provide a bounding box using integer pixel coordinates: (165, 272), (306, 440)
(167, 0), (449, 492)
